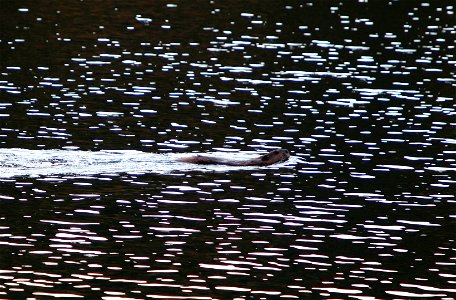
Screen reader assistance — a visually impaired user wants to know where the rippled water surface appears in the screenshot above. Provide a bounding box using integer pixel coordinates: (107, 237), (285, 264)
(1, 1), (455, 299)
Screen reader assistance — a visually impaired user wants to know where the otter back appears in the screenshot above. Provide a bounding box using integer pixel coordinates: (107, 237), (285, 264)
(176, 149), (290, 166)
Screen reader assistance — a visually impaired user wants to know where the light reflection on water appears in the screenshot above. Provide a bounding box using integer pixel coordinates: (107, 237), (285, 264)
(0, 0), (455, 299)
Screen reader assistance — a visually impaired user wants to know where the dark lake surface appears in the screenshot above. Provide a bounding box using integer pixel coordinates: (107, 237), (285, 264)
(1, 1), (455, 299)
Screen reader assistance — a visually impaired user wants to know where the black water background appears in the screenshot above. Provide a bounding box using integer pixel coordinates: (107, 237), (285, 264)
(0, 1), (455, 299)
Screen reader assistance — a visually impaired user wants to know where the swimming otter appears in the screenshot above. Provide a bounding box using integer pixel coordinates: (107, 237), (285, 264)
(177, 148), (290, 166)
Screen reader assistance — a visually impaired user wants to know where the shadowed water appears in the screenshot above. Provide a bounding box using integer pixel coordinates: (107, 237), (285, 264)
(0, 1), (455, 299)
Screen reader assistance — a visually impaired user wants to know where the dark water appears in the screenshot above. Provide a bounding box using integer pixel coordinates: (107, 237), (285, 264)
(1, 1), (455, 299)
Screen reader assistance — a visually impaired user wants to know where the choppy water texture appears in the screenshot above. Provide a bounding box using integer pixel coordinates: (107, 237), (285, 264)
(0, 1), (455, 299)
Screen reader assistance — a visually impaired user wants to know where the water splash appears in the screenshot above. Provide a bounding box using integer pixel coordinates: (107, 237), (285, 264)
(0, 149), (296, 178)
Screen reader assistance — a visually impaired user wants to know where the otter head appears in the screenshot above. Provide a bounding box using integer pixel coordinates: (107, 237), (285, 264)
(260, 148), (290, 165)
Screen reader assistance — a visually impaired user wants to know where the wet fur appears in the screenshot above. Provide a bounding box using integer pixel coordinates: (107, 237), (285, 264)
(177, 149), (290, 166)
